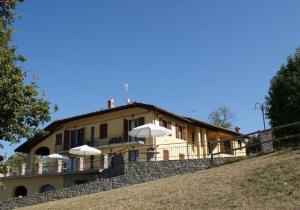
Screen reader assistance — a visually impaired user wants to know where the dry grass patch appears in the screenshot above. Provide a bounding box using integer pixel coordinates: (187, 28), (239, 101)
(20, 149), (300, 210)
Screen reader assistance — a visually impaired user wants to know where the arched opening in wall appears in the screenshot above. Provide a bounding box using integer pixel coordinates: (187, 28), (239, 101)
(40, 184), (55, 193)
(14, 186), (27, 198)
(35, 147), (50, 156)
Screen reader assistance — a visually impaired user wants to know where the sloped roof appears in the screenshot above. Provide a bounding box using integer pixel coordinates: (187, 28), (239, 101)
(15, 102), (239, 153)
(182, 116), (239, 135)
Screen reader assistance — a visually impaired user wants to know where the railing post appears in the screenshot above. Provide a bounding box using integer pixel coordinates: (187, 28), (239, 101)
(5, 166), (11, 177)
(37, 162), (43, 174)
(19, 163), (26, 176)
(56, 160), (63, 173)
(104, 154), (109, 169)
(78, 157), (84, 171)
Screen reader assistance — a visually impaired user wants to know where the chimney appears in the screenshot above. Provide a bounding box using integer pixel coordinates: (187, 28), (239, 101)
(107, 98), (115, 109)
(235, 126), (240, 133)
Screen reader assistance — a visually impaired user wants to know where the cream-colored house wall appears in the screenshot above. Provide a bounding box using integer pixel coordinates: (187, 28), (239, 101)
(29, 107), (154, 167)
(28, 107), (246, 166)
(153, 115), (194, 160)
(0, 175), (63, 201)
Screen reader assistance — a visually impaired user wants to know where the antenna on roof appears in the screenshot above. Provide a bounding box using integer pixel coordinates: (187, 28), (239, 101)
(124, 83), (134, 104)
(124, 83), (129, 104)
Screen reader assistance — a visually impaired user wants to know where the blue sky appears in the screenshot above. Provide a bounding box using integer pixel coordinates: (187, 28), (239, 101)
(2, 0), (300, 157)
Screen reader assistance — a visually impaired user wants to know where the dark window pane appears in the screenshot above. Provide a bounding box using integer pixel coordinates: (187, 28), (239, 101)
(128, 150), (139, 161)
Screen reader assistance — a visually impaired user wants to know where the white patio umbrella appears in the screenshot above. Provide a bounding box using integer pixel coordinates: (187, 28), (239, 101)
(69, 145), (101, 156)
(39, 153), (69, 162)
(129, 123), (172, 160)
(128, 123), (172, 138)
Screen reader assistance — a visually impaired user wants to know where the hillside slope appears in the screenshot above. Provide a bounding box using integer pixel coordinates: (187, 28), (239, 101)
(21, 149), (300, 210)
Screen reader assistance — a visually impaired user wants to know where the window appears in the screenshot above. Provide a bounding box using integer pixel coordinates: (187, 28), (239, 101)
(128, 117), (145, 142)
(99, 123), (108, 139)
(55, 134), (62, 145)
(159, 118), (168, 128)
(147, 152), (155, 161)
(128, 150), (139, 161)
(208, 141), (217, 154)
(176, 124), (186, 140)
(71, 129), (84, 147)
(224, 141), (231, 154)
(159, 118), (172, 134)
(68, 157), (78, 171)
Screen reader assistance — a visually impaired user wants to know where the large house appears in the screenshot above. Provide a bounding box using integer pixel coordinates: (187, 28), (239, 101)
(0, 100), (246, 201)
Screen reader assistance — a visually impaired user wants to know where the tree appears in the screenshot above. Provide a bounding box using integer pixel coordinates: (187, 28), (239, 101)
(0, 0), (55, 150)
(265, 47), (300, 145)
(208, 106), (235, 129)
(4, 152), (26, 175)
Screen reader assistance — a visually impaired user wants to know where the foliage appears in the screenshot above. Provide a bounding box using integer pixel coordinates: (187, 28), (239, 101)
(246, 135), (261, 155)
(265, 47), (300, 145)
(208, 106), (235, 128)
(5, 152), (26, 165)
(0, 0), (55, 149)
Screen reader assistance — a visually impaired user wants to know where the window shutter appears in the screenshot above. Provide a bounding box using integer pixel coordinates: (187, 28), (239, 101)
(91, 127), (95, 145)
(55, 134), (62, 145)
(159, 118), (163, 126)
(78, 128), (84, 146)
(63, 130), (70, 150)
(70, 130), (75, 147)
(99, 124), (102, 139)
(123, 119), (128, 141)
(103, 124), (107, 138)
(100, 124), (108, 139)
(182, 127), (187, 140)
(167, 121), (172, 130)
(176, 125), (179, 138)
(138, 117), (145, 126)
(134, 119), (138, 128)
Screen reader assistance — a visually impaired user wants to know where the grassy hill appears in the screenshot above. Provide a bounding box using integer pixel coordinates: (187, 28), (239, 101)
(21, 149), (300, 210)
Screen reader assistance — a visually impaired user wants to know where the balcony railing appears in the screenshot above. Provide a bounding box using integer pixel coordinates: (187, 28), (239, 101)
(53, 134), (146, 153)
(87, 135), (146, 148)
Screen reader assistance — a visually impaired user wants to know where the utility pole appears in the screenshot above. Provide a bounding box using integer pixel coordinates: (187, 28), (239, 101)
(255, 102), (266, 130)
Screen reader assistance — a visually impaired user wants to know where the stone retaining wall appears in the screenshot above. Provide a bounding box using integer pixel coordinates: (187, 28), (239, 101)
(0, 157), (241, 210)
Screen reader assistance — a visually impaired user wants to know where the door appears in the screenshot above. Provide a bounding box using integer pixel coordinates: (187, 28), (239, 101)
(163, 150), (169, 161)
(224, 141), (231, 154)
(179, 153), (185, 160)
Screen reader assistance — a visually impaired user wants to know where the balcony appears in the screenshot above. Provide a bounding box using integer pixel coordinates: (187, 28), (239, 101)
(53, 134), (146, 154)
(86, 134), (146, 149)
